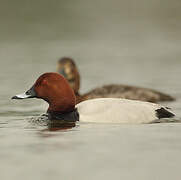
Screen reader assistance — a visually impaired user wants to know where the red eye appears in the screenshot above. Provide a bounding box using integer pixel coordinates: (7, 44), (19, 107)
(40, 79), (48, 86)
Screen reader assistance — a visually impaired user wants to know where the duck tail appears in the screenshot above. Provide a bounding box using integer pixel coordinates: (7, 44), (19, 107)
(158, 92), (175, 102)
(156, 107), (175, 119)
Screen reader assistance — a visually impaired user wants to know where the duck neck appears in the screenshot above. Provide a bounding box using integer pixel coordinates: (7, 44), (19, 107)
(47, 97), (75, 114)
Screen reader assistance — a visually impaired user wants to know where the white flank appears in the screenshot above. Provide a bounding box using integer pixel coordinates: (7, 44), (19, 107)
(76, 98), (172, 124)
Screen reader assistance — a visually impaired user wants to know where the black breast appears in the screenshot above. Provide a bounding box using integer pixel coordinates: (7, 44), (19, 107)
(48, 108), (79, 122)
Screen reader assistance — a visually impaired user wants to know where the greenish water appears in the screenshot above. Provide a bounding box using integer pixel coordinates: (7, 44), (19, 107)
(0, 0), (181, 179)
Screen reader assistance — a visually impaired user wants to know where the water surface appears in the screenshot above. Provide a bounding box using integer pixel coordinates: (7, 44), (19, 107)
(0, 0), (181, 179)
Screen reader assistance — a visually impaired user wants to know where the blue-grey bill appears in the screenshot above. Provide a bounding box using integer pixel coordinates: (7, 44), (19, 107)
(11, 93), (32, 99)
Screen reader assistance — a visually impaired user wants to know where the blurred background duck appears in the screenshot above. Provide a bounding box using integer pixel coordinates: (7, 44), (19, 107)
(57, 57), (175, 104)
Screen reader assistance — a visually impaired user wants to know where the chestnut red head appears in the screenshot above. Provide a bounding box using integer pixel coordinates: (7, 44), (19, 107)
(12, 73), (76, 113)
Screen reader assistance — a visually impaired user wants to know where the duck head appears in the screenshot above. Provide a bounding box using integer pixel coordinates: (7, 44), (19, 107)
(12, 73), (76, 113)
(57, 57), (80, 95)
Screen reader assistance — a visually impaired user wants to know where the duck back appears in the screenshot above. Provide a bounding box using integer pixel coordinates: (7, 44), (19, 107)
(81, 84), (174, 103)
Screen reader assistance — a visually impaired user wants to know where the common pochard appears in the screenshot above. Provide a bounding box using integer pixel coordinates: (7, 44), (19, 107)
(57, 57), (175, 104)
(12, 72), (175, 124)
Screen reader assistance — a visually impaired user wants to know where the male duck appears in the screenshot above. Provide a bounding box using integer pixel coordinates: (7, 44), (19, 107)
(12, 73), (174, 124)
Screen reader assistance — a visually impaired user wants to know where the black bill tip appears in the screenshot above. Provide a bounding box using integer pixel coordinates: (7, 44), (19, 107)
(11, 96), (22, 99)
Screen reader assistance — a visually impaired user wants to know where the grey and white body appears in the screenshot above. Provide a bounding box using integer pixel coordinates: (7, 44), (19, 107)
(76, 98), (174, 124)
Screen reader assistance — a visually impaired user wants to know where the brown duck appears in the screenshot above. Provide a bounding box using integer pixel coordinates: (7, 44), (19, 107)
(57, 57), (175, 104)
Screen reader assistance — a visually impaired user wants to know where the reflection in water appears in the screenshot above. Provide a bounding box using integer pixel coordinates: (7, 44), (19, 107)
(47, 120), (76, 131)
(29, 114), (77, 131)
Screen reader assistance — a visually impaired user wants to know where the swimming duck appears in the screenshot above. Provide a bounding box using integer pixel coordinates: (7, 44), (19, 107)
(57, 57), (175, 104)
(12, 72), (174, 124)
